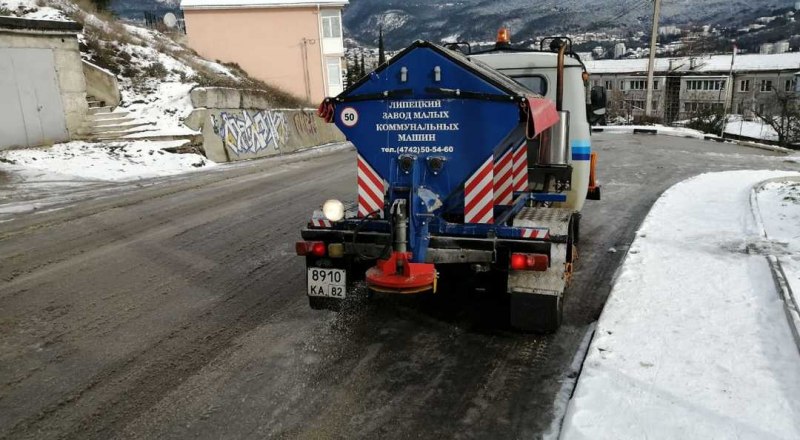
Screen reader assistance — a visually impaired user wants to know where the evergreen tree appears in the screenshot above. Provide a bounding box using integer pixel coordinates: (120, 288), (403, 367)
(360, 53), (366, 77)
(378, 28), (386, 66)
(344, 58), (353, 86)
(347, 56), (359, 85)
(89, 0), (111, 10)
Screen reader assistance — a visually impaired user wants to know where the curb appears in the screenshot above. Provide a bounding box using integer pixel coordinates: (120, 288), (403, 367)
(750, 177), (800, 354)
(734, 140), (794, 154)
(591, 126), (702, 139)
(593, 126), (794, 154)
(766, 256), (800, 354)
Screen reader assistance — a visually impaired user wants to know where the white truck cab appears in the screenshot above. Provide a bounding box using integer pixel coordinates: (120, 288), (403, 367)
(466, 35), (604, 212)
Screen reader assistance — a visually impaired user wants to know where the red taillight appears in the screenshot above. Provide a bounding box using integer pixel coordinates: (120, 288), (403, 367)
(510, 253), (528, 270)
(296, 241), (326, 257)
(295, 242), (310, 256)
(510, 253), (549, 271)
(311, 242), (326, 257)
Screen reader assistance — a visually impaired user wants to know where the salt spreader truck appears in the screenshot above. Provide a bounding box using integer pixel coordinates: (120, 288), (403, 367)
(298, 35), (603, 333)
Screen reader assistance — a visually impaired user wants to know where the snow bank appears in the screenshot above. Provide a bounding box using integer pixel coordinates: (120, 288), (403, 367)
(725, 116), (780, 142)
(0, 140), (215, 181)
(561, 170), (800, 440)
(598, 125), (707, 139)
(121, 82), (199, 137)
(757, 179), (800, 305)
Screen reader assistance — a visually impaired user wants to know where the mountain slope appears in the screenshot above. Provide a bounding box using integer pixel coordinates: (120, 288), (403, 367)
(343, 0), (789, 48)
(108, 0), (791, 49)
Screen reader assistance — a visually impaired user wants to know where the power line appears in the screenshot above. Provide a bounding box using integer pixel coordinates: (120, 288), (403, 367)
(606, 0), (653, 24)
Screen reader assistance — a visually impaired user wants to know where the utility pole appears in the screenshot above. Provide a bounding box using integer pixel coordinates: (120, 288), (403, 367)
(719, 42), (737, 138)
(645, 0), (662, 117)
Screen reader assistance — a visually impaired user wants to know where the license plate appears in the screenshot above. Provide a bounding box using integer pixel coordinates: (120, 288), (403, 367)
(307, 268), (346, 298)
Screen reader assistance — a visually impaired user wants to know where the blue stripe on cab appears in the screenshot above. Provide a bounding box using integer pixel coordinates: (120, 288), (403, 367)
(571, 140), (591, 161)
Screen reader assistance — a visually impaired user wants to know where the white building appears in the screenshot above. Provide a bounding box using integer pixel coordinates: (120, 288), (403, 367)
(659, 25), (681, 36)
(614, 43), (626, 59)
(585, 52), (800, 122)
(775, 41), (790, 54)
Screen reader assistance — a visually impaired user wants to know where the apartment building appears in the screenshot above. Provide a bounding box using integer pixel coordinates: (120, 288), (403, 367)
(181, 0), (348, 103)
(586, 53), (800, 123)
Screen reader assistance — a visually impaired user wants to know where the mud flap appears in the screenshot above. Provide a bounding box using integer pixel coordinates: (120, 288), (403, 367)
(587, 185), (601, 201)
(308, 296), (344, 311)
(509, 290), (563, 333)
(506, 226), (571, 333)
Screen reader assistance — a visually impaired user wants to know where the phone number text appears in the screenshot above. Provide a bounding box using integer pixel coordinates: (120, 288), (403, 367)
(381, 146), (455, 154)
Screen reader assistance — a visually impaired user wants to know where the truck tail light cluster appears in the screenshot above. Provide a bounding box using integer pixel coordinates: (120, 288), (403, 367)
(510, 253), (549, 271)
(296, 241), (326, 257)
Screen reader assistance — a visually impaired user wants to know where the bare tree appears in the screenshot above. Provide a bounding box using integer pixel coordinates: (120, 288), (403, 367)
(605, 89), (628, 123)
(754, 88), (800, 149)
(686, 105), (726, 134)
(89, 0), (111, 11)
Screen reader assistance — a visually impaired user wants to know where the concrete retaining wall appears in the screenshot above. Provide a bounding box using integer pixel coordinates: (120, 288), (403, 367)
(186, 87), (345, 162)
(82, 60), (120, 108)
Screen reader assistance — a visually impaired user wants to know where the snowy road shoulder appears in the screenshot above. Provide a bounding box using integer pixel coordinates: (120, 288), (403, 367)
(560, 170), (800, 440)
(0, 140), (215, 217)
(0, 140), (214, 182)
(754, 178), (800, 350)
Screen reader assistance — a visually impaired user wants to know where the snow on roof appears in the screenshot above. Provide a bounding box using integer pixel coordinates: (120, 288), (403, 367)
(586, 52), (800, 75)
(181, 0), (347, 9)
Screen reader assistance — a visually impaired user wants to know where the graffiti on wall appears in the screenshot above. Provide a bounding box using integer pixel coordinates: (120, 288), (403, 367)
(213, 110), (288, 155)
(293, 112), (318, 137)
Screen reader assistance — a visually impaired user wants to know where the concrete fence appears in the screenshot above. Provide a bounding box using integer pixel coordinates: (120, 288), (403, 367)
(185, 87), (345, 163)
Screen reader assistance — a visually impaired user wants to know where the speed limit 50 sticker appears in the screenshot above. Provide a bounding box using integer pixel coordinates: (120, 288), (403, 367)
(340, 107), (359, 128)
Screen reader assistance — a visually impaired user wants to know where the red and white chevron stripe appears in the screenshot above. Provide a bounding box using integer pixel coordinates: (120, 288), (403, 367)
(312, 218), (332, 228)
(310, 210), (332, 228)
(512, 141), (528, 193)
(493, 148), (514, 206)
(521, 228), (550, 239)
(465, 156), (495, 224)
(357, 154), (386, 218)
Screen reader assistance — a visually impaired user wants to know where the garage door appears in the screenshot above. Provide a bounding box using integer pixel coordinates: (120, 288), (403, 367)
(0, 47), (69, 149)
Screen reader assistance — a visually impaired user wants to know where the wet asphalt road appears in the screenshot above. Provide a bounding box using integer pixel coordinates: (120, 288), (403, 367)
(0, 135), (798, 440)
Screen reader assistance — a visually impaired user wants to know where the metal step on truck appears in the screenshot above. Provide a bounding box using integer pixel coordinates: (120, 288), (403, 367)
(297, 32), (604, 333)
